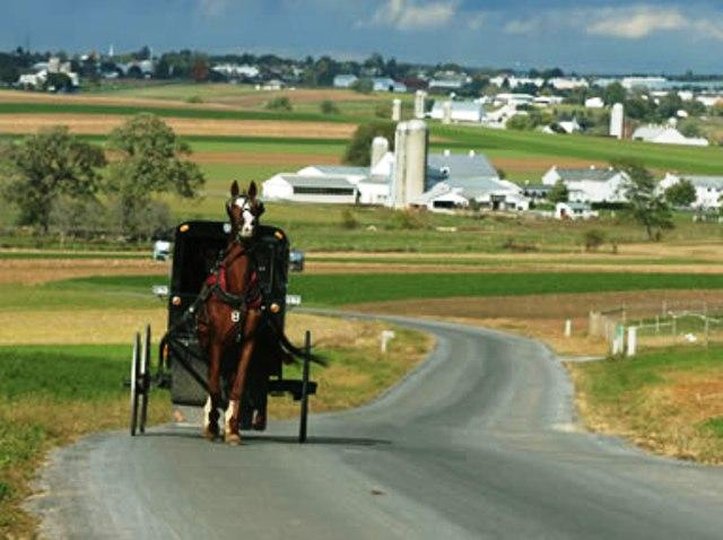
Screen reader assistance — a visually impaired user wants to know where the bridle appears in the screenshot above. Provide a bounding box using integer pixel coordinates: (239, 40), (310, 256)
(227, 194), (265, 243)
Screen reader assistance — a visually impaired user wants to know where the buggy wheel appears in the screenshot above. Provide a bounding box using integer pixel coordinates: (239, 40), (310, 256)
(129, 332), (141, 436)
(299, 330), (311, 443)
(139, 324), (151, 434)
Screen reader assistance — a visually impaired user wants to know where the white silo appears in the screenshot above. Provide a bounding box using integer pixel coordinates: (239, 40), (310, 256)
(370, 136), (389, 168)
(610, 103), (624, 139)
(414, 90), (427, 119)
(442, 100), (452, 124)
(404, 120), (428, 204)
(391, 122), (409, 208)
(392, 98), (402, 121)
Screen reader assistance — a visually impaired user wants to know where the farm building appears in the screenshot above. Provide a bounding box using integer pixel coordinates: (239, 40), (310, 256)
(427, 150), (499, 187)
(658, 173), (723, 209)
(411, 177), (529, 212)
(333, 74), (358, 88)
(372, 78), (407, 93)
(632, 125), (709, 146)
(555, 202), (598, 220)
(262, 174), (357, 204)
(429, 101), (484, 123)
(542, 166), (628, 204)
(297, 165), (369, 184)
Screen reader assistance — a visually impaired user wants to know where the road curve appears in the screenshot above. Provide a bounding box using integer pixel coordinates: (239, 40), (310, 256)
(29, 316), (723, 539)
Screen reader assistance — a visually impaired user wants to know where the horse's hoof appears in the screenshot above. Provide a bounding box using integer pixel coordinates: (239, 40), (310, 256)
(203, 427), (219, 441)
(225, 433), (241, 445)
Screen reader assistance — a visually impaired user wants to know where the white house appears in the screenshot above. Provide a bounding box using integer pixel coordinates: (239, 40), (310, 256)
(585, 97), (605, 108)
(632, 125), (709, 147)
(542, 166), (628, 203)
(372, 78), (407, 93)
(658, 173), (723, 209)
(429, 100), (484, 123)
(262, 174), (357, 204)
(333, 74), (358, 88)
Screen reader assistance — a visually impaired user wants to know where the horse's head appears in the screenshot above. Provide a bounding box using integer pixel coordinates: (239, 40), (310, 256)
(227, 180), (265, 241)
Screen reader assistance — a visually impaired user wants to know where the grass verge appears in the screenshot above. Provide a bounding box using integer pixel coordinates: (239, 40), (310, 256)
(0, 316), (432, 538)
(567, 345), (723, 463)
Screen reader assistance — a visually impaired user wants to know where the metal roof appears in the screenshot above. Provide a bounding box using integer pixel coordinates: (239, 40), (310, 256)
(428, 152), (499, 180)
(276, 175), (356, 189)
(555, 168), (620, 182)
(309, 166), (369, 176)
(682, 176), (723, 189)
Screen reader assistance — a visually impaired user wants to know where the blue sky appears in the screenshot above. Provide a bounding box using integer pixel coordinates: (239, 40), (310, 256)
(2, 0), (722, 74)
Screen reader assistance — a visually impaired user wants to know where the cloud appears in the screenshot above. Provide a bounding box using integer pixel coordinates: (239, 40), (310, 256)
(369, 0), (457, 30)
(198, 0), (228, 17)
(586, 6), (686, 39)
(501, 4), (723, 42)
(466, 12), (486, 31)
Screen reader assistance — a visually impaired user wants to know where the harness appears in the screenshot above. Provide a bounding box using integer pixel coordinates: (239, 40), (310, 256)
(203, 241), (262, 312)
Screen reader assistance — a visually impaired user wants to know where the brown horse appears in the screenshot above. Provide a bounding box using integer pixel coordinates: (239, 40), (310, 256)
(197, 180), (265, 444)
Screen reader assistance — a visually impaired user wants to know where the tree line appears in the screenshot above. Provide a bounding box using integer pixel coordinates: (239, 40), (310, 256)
(0, 114), (205, 241)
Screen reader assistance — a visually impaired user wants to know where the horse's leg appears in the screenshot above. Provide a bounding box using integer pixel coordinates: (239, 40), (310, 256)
(224, 309), (262, 445)
(204, 340), (223, 440)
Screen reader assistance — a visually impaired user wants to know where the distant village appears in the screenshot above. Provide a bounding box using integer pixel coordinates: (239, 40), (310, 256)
(2, 46), (722, 218)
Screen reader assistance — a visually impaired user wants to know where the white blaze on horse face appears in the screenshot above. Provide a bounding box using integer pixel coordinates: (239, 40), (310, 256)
(234, 197), (256, 238)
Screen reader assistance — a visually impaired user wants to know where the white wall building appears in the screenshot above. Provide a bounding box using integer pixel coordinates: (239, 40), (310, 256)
(542, 166), (628, 203)
(658, 173), (723, 209)
(262, 174), (357, 204)
(429, 100), (484, 123)
(632, 125), (709, 146)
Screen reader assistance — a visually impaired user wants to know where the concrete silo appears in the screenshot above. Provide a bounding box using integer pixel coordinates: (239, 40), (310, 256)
(404, 119), (428, 204)
(370, 136), (389, 168)
(390, 120), (428, 208)
(414, 90), (427, 119)
(442, 100), (452, 124)
(392, 98), (402, 121)
(610, 103), (624, 139)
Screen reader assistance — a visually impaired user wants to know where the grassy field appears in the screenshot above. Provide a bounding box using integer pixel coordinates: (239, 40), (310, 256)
(0, 318), (432, 537)
(568, 345), (723, 463)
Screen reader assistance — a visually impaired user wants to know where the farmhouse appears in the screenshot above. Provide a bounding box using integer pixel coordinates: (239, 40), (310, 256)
(542, 166), (628, 203)
(632, 125), (709, 147)
(372, 77), (407, 93)
(658, 173), (723, 209)
(333, 74), (358, 88)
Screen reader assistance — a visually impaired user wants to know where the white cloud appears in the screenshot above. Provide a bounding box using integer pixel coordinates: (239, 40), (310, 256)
(466, 12), (487, 31)
(501, 4), (723, 42)
(586, 6), (686, 39)
(198, 0), (228, 17)
(369, 0), (457, 30)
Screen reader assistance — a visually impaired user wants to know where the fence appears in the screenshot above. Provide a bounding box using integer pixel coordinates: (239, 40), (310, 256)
(589, 301), (723, 356)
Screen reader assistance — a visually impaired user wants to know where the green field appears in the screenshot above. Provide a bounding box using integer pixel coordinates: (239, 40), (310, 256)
(7, 272), (720, 311)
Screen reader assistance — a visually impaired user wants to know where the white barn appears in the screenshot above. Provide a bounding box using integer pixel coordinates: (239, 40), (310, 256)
(658, 173), (723, 209)
(429, 101), (484, 123)
(262, 174), (357, 204)
(542, 166), (628, 203)
(632, 125), (709, 147)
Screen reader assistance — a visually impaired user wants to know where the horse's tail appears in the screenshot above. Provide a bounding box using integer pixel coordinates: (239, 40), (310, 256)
(266, 313), (327, 366)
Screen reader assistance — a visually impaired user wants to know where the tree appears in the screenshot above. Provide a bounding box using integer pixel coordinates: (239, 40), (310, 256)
(342, 122), (396, 166)
(548, 179), (569, 203)
(320, 100), (340, 114)
(0, 126), (106, 232)
(665, 178), (696, 207)
(603, 82), (626, 105)
(614, 159), (674, 241)
(106, 114), (205, 238)
(190, 55), (209, 82)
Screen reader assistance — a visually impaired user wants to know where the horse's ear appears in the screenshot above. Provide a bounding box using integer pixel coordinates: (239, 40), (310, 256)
(230, 180), (240, 197)
(248, 181), (257, 199)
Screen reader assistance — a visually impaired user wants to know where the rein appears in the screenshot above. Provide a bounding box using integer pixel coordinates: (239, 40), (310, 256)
(207, 239), (259, 310)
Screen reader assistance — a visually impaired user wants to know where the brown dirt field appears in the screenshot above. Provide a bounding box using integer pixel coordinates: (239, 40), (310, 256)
(0, 114), (357, 138)
(189, 151), (341, 166)
(0, 89), (234, 110)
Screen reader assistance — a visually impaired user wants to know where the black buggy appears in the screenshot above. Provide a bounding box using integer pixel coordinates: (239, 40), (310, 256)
(128, 220), (317, 442)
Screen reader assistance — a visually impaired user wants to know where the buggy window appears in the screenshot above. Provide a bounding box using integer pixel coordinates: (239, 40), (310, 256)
(176, 237), (226, 295)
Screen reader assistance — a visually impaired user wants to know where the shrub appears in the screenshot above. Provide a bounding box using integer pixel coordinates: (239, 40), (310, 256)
(340, 209), (358, 229)
(389, 210), (427, 230)
(583, 229), (606, 251)
(266, 96), (292, 111)
(186, 95), (203, 104)
(320, 100), (340, 115)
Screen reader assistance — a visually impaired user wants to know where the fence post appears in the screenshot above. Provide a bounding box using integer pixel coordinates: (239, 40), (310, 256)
(626, 326), (637, 357)
(565, 319), (572, 338)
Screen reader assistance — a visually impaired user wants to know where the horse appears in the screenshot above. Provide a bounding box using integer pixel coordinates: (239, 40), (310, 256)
(197, 180), (265, 444)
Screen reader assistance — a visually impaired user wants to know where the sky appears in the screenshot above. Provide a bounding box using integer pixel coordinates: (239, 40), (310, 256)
(2, 0), (722, 74)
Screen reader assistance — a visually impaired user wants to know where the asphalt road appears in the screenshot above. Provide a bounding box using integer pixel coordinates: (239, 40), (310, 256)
(29, 316), (723, 539)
